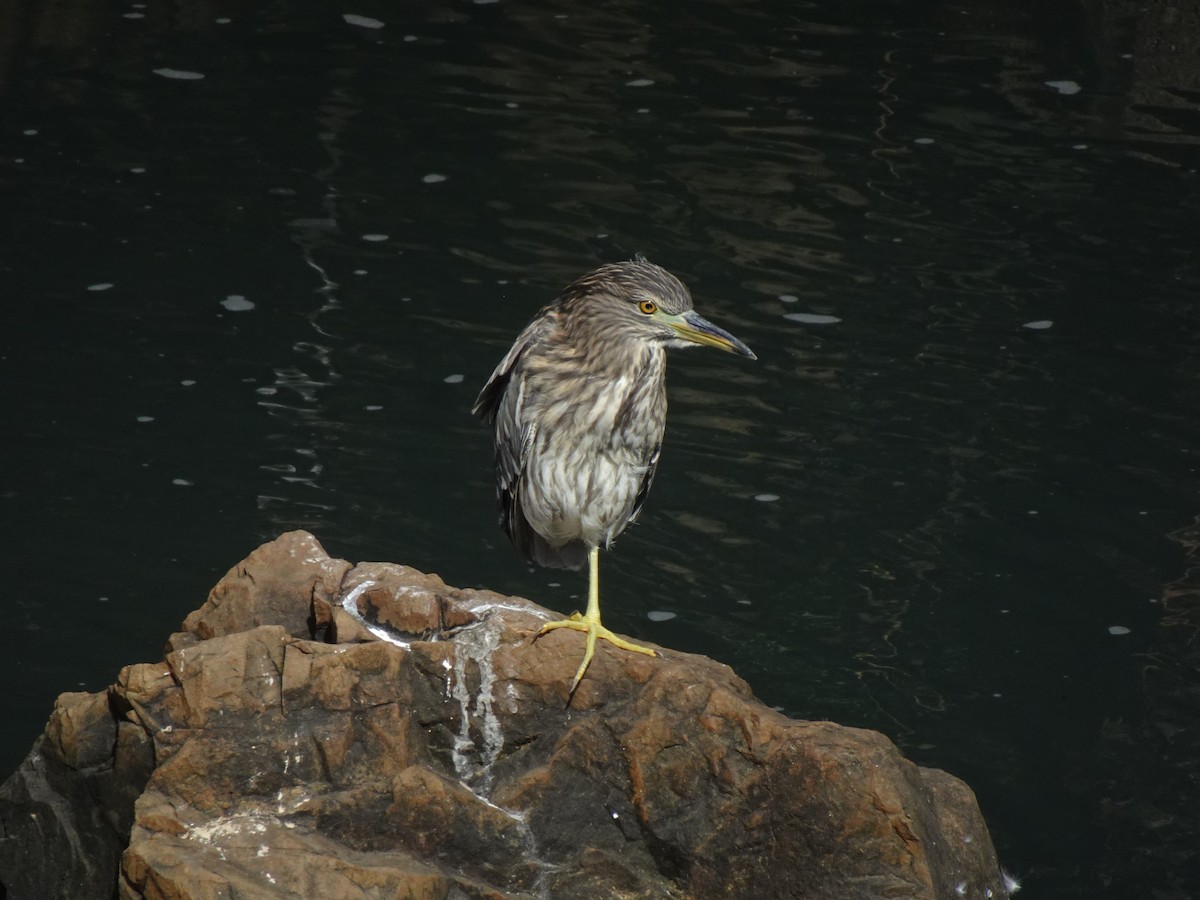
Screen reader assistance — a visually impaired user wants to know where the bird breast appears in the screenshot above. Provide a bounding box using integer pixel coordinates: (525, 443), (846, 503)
(518, 348), (666, 549)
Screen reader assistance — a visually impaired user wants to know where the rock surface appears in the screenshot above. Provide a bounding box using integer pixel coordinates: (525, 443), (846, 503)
(0, 531), (1012, 899)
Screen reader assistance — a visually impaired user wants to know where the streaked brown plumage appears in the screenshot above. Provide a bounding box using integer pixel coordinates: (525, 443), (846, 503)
(474, 258), (755, 693)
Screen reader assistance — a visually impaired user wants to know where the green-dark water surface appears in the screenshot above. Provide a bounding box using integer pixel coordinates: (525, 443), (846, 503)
(4, 2), (1199, 896)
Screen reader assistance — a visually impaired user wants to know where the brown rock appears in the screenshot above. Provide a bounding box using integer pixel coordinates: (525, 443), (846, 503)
(46, 691), (116, 771)
(182, 530), (351, 641)
(0, 692), (152, 898)
(0, 531), (1013, 899)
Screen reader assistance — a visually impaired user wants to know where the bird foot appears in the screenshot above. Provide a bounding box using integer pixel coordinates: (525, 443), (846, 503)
(536, 614), (657, 693)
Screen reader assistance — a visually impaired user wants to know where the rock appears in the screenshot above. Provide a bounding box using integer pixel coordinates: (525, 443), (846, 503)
(0, 692), (153, 899)
(0, 531), (1013, 899)
(180, 530), (351, 642)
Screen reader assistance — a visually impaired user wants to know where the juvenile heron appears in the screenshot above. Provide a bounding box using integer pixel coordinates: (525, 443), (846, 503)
(473, 258), (755, 693)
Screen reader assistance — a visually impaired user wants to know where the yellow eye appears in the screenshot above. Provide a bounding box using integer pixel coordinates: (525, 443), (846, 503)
(637, 299), (658, 315)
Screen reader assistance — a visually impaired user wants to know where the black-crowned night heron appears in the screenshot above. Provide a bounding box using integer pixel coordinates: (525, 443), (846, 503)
(474, 258), (755, 693)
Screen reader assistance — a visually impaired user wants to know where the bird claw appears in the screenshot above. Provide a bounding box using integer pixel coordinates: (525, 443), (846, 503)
(535, 616), (657, 695)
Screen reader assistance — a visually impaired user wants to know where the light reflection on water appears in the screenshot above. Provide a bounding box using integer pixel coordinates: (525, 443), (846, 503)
(3, 1), (1200, 896)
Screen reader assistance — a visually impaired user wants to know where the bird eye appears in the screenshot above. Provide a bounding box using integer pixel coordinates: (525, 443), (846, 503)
(637, 299), (658, 315)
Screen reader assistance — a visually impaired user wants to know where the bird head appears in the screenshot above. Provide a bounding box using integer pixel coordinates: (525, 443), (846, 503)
(566, 258), (757, 360)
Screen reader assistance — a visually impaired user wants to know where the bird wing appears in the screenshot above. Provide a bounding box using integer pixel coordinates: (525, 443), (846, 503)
(626, 440), (661, 526)
(473, 319), (550, 564)
(473, 328), (529, 426)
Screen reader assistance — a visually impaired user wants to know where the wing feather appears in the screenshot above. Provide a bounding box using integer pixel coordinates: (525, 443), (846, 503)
(626, 441), (661, 527)
(475, 315), (582, 567)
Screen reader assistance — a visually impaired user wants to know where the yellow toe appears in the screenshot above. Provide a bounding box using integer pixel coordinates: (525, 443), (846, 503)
(536, 615), (657, 692)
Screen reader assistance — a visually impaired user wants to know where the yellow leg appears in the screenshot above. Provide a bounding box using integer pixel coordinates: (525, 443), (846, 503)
(536, 546), (656, 692)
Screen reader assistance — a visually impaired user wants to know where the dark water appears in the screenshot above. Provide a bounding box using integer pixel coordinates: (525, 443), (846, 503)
(4, 1), (1199, 896)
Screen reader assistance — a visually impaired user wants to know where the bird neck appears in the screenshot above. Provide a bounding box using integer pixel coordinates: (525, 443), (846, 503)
(576, 331), (664, 385)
